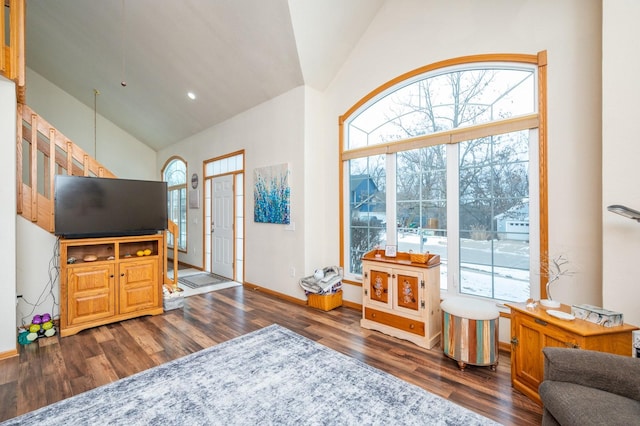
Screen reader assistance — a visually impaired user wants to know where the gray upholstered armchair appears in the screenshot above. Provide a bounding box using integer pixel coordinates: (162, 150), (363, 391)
(538, 347), (640, 425)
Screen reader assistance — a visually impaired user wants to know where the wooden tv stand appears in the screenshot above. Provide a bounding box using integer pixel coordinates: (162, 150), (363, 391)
(59, 234), (164, 337)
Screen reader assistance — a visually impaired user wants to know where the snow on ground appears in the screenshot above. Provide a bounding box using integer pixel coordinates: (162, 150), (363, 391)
(395, 232), (530, 302)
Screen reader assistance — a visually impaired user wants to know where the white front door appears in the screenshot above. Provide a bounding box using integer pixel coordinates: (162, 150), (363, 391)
(211, 174), (234, 279)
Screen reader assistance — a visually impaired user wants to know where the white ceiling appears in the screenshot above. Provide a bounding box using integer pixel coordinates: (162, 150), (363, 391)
(25, 0), (384, 151)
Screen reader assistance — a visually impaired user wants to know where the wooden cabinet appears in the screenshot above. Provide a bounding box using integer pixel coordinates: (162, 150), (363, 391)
(60, 235), (164, 337)
(119, 258), (159, 314)
(361, 249), (441, 349)
(66, 263), (116, 326)
(507, 302), (638, 404)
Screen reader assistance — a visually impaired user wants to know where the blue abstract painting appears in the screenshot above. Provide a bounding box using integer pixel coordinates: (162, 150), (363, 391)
(254, 163), (290, 224)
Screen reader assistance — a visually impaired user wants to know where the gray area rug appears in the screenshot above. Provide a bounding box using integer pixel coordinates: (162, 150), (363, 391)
(1, 325), (500, 426)
(178, 272), (230, 288)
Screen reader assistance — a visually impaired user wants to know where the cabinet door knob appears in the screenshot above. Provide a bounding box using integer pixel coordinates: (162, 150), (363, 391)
(371, 312), (376, 318)
(409, 324), (415, 329)
(110, 274), (114, 278)
(120, 273), (125, 277)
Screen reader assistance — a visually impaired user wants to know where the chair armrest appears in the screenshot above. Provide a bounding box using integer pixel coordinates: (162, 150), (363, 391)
(542, 347), (640, 402)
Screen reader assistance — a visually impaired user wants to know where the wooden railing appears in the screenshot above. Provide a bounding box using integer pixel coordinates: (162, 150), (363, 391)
(164, 220), (179, 287)
(16, 104), (117, 232)
(1, 0), (26, 103)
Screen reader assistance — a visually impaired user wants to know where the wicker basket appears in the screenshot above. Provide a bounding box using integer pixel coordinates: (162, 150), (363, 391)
(409, 252), (429, 263)
(308, 290), (343, 311)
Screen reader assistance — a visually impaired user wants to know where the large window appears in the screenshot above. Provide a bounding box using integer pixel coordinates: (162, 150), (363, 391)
(162, 157), (187, 251)
(341, 55), (546, 303)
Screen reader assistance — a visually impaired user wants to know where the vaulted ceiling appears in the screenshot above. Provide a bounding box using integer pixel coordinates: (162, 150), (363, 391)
(26, 0), (384, 151)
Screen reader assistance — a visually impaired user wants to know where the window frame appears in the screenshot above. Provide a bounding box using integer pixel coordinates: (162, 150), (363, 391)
(339, 52), (548, 302)
(162, 156), (188, 253)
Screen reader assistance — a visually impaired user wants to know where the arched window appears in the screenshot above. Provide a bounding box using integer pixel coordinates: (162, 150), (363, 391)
(162, 157), (187, 251)
(340, 54), (547, 303)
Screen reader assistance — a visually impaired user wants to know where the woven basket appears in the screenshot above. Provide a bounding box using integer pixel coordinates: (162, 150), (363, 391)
(308, 290), (342, 311)
(409, 252), (429, 263)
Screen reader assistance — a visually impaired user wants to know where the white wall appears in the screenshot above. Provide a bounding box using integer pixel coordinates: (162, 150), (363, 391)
(158, 87), (307, 299)
(0, 78), (17, 355)
(26, 69), (157, 180)
(15, 217), (58, 327)
(602, 0), (640, 327)
(303, 86), (341, 271)
(321, 0), (604, 309)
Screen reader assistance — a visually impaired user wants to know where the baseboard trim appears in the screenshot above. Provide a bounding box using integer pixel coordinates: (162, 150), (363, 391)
(170, 260), (202, 271)
(242, 282), (306, 306)
(342, 299), (361, 310)
(499, 341), (511, 354)
(0, 347), (18, 360)
(242, 281), (361, 311)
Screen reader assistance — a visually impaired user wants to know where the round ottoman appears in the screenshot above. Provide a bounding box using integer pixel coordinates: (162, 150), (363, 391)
(441, 297), (499, 371)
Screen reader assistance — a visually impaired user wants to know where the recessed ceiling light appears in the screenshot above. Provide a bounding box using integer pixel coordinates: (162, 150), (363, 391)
(187, 91), (196, 100)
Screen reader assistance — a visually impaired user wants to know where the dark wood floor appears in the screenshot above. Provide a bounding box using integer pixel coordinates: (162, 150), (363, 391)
(0, 286), (542, 425)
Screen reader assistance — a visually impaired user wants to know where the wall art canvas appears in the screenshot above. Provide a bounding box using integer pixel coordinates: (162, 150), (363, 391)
(254, 163), (290, 224)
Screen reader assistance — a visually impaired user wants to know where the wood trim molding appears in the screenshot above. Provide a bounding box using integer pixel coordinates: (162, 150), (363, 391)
(342, 278), (362, 287)
(242, 281), (362, 312)
(342, 115), (539, 161)
(499, 341), (512, 354)
(171, 261), (202, 271)
(537, 50), (549, 299)
(242, 282), (307, 306)
(342, 299), (361, 310)
(338, 117), (345, 268)
(0, 347), (18, 360)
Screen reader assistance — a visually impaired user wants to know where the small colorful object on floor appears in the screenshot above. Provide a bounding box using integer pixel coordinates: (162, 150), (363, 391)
(18, 313), (57, 345)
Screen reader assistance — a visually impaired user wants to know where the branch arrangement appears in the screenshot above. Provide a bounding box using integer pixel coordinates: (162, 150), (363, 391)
(541, 254), (574, 300)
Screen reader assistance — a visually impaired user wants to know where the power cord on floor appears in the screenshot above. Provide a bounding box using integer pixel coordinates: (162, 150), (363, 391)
(18, 237), (60, 327)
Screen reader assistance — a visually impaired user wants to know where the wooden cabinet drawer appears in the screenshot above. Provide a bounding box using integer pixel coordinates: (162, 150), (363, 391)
(364, 307), (425, 336)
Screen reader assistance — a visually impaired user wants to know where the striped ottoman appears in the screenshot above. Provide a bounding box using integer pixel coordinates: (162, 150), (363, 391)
(441, 297), (499, 371)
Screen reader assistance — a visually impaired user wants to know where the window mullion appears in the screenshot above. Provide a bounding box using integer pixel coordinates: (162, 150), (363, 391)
(529, 128), (541, 299)
(386, 154), (397, 246)
(446, 143), (460, 294)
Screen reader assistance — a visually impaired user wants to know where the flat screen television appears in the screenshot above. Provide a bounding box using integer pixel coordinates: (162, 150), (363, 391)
(54, 175), (168, 239)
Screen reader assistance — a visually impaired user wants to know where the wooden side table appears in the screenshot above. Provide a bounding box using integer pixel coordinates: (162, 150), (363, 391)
(361, 249), (441, 349)
(506, 302), (638, 404)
